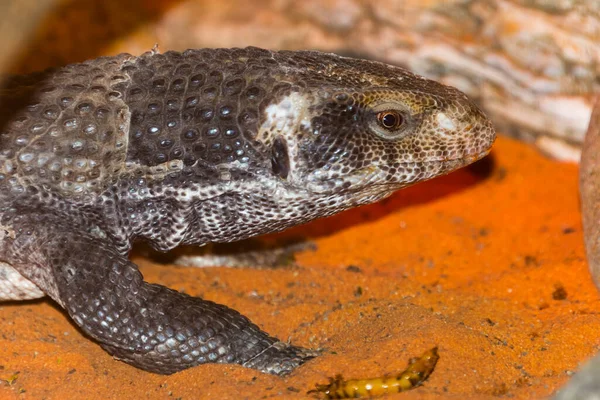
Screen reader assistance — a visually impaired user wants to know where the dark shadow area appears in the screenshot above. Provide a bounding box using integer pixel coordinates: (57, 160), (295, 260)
(0, 297), (48, 307)
(134, 236), (317, 269)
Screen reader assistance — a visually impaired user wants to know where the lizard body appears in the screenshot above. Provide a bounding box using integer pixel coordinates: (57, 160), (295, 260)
(0, 47), (495, 375)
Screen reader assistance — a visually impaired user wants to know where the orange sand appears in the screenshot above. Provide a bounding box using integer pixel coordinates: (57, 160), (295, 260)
(0, 136), (596, 399)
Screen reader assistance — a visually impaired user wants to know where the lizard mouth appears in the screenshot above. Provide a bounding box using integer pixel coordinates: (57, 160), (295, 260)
(356, 148), (494, 190)
(411, 147), (493, 165)
(304, 147), (494, 195)
(437, 147), (493, 168)
(462, 146), (494, 163)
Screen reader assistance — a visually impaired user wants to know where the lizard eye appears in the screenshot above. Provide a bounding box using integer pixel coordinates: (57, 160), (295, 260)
(368, 102), (412, 140)
(377, 111), (404, 130)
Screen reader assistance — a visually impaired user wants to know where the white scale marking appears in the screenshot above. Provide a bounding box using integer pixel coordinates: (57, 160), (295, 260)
(436, 112), (456, 133)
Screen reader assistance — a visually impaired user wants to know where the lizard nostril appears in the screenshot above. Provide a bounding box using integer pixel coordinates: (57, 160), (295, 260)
(271, 137), (290, 180)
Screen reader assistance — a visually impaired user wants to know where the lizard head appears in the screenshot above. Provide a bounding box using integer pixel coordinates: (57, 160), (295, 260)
(260, 51), (496, 209)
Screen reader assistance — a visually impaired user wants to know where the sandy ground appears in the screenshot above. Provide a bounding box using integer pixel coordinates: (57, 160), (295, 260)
(0, 136), (595, 399)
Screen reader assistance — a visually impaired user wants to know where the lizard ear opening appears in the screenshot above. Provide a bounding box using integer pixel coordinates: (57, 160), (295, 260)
(271, 136), (289, 180)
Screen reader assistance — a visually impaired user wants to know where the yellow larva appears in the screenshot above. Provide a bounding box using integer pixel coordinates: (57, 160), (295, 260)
(309, 347), (439, 399)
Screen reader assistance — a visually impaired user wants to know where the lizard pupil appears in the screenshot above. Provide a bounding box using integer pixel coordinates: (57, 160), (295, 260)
(377, 111), (403, 130)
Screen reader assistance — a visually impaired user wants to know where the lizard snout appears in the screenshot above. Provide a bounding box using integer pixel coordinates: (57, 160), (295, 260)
(433, 92), (496, 162)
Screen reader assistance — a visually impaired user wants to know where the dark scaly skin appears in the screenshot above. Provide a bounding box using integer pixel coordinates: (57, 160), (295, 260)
(0, 47), (495, 375)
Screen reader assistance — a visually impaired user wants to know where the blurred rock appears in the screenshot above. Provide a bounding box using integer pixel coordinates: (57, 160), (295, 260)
(2, 0), (598, 160)
(0, 0), (57, 74)
(554, 352), (600, 400)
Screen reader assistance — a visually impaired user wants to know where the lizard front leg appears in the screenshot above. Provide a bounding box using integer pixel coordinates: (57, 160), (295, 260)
(0, 211), (314, 375)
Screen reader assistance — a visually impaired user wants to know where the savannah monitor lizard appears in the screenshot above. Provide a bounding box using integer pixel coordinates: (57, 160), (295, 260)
(0, 47), (495, 375)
